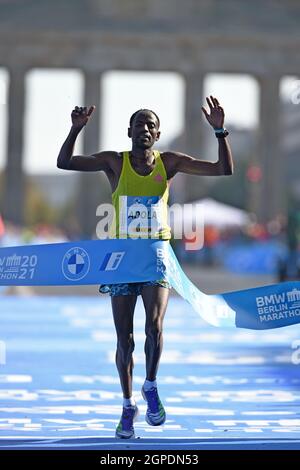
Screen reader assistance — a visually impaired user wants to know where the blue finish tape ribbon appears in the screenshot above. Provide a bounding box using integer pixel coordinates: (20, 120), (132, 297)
(0, 238), (299, 330)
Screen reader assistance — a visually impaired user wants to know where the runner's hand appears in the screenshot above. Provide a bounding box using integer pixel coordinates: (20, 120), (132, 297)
(201, 96), (225, 129)
(71, 106), (95, 129)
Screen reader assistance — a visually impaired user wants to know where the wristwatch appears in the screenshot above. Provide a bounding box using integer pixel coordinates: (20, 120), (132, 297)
(214, 128), (229, 138)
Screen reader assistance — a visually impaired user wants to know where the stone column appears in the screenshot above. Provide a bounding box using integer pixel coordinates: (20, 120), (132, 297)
(184, 71), (205, 155)
(255, 75), (284, 223)
(76, 70), (105, 237)
(182, 71), (205, 202)
(2, 66), (26, 225)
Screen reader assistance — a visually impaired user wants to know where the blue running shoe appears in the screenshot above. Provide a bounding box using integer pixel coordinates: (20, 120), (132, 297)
(115, 405), (139, 439)
(141, 386), (166, 426)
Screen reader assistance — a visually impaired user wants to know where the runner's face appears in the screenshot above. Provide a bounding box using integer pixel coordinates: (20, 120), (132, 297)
(129, 111), (160, 149)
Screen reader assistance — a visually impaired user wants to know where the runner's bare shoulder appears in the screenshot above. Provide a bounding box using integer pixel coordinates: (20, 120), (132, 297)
(68, 150), (120, 172)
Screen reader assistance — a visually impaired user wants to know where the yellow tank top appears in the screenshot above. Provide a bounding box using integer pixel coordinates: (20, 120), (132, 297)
(109, 150), (171, 239)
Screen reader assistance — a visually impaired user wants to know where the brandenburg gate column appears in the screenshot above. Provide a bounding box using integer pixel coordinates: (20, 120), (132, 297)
(76, 69), (104, 237)
(3, 65), (26, 225)
(183, 70), (205, 202)
(256, 75), (284, 223)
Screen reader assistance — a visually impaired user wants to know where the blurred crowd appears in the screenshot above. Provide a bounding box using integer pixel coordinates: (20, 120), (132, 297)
(0, 217), (68, 247)
(175, 212), (300, 280)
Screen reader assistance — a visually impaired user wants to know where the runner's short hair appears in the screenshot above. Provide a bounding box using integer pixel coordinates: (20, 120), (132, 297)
(129, 109), (160, 128)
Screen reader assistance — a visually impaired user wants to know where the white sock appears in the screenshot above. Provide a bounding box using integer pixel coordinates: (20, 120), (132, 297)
(143, 379), (157, 391)
(123, 397), (136, 408)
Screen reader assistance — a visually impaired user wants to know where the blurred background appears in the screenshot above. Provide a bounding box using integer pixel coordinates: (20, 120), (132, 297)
(0, 0), (300, 292)
(1, 0), (300, 447)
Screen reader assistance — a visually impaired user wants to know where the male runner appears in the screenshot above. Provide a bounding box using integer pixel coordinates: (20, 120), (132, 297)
(57, 96), (233, 438)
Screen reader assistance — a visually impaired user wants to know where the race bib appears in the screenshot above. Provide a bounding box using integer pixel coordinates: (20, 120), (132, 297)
(119, 195), (164, 237)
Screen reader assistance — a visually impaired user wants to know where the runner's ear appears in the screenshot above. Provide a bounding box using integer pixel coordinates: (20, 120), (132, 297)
(128, 127), (132, 138)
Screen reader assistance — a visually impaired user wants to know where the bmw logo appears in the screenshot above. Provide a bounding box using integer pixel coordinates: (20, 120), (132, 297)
(62, 247), (90, 281)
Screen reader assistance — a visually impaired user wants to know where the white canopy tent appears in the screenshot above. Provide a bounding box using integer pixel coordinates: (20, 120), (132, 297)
(174, 198), (251, 228)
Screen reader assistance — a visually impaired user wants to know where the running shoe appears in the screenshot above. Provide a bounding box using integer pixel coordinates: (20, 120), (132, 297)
(115, 405), (139, 439)
(141, 386), (166, 426)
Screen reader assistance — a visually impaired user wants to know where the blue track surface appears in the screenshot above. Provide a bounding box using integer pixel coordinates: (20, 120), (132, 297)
(1, 296), (300, 449)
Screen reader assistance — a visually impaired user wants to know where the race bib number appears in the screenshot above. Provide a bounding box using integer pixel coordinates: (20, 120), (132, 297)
(119, 196), (164, 237)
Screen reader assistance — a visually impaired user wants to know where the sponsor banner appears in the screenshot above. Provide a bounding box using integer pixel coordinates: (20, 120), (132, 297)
(222, 283), (300, 330)
(0, 239), (299, 330)
(0, 239), (160, 286)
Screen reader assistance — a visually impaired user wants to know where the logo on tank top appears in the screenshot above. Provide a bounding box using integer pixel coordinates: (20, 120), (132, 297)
(154, 173), (163, 182)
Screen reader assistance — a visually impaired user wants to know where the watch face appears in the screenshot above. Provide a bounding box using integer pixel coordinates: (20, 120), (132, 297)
(215, 129), (229, 137)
